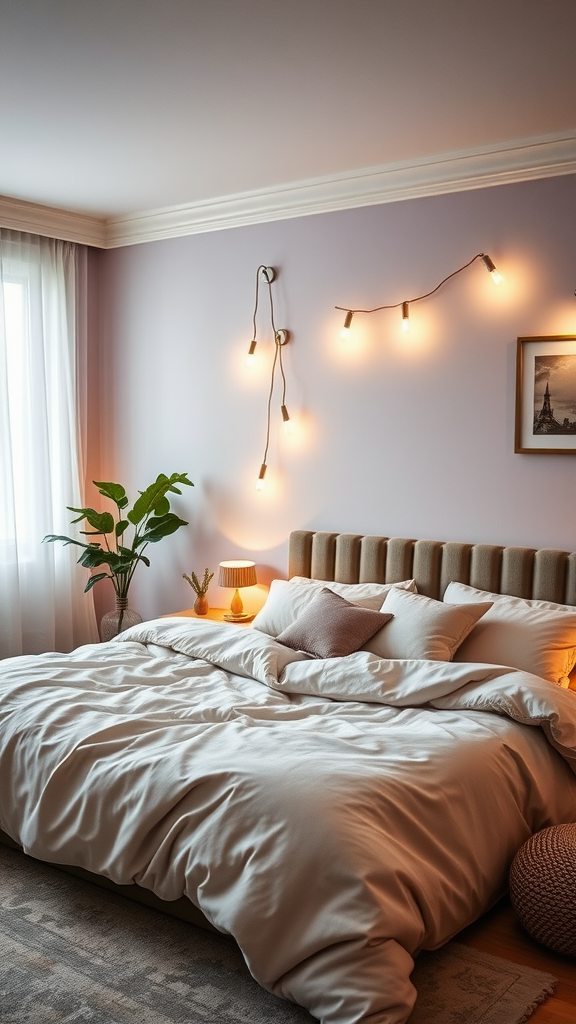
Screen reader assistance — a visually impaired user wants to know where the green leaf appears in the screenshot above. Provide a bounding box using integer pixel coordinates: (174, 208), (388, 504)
(135, 513), (188, 545)
(77, 547), (117, 569)
(84, 572), (111, 593)
(68, 506), (115, 534)
(117, 545), (136, 558)
(127, 473), (193, 526)
(93, 481), (129, 509)
(153, 496), (170, 517)
(43, 533), (86, 548)
(115, 519), (130, 538)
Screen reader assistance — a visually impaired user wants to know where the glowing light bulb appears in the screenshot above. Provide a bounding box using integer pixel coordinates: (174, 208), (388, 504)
(481, 254), (503, 285)
(401, 301), (410, 333)
(246, 338), (257, 367)
(340, 310), (353, 340)
(281, 405), (293, 435)
(256, 463), (267, 491)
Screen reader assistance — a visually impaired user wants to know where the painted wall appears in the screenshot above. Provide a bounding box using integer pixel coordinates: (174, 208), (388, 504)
(97, 174), (576, 621)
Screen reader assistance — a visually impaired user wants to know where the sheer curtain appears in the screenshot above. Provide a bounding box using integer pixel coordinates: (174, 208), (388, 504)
(0, 230), (99, 656)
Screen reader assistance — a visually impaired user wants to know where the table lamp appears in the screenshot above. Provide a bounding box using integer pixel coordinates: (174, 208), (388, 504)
(218, 559), (258, 622)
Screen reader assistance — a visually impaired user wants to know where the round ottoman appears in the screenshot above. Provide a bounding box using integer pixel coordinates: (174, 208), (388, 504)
(509, 823), (576, 957)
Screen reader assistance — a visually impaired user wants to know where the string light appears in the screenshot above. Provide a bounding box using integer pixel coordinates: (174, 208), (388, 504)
(281, 404), (293, 435)
(337, 252), (503, 339)
(256, 463), (267, 491)
(340, 310), (354, 340)
(245, 338), (257, 367)
(246, 266), (292, 491)
(480, 254), (503, 285)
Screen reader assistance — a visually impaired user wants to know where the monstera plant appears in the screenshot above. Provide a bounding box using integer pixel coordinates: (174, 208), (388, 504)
(45, 472), (193, 637)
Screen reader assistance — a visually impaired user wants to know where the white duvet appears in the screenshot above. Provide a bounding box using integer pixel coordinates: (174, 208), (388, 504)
(1, 618), (576, 1024)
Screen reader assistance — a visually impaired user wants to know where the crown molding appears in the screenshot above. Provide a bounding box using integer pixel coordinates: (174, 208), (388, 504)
(1, 130), (575, 249)
(105, 129), (576, 248)
(0, 193), (106, 247)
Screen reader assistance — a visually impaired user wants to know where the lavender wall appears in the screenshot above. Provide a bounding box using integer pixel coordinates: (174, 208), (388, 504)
(98, 174), (576, 620)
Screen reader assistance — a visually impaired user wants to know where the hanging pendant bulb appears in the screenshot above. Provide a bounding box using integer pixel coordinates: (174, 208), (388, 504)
(281, 404), (293, 435)
(401, 301), (410, 333)
(246, 338), (257, 366)
(481, 254), (503, 284)
(255, 463), (267, 491)
(340, 310), (353, 340)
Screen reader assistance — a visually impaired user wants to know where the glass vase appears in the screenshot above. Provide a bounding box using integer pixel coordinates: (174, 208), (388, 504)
(100, 597), (142, 641)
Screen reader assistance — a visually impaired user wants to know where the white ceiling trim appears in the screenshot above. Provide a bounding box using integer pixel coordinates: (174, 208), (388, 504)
(0, 193), (106, 247)
(106, 130), (576, 247)
(1, 129), (575, 249)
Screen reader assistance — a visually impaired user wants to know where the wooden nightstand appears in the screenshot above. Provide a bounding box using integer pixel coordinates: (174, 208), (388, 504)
(164, 608), (254, 624)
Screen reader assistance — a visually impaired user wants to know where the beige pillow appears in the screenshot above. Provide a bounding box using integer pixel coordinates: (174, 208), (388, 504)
(289, 576), (417, 599)
(276, 588), (393, 659)
(253, 577), (416, 637)
(444, 581), (576, 685)
(363, 586), (492, 661)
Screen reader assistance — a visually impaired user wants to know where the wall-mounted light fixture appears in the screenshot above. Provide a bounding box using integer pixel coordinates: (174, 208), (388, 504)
(246, 265), (292, 491)
(336, 252), (503, 339)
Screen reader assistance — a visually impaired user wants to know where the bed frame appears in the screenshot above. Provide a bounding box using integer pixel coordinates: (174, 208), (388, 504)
(2, 528), (575, 931)
(289, 530), (576, 606)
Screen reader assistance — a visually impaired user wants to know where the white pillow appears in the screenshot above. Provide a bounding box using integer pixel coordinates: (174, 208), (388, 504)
(444, 581), (576, 685)
(252, 577), (416, 638)
(363, 586), (492, 661)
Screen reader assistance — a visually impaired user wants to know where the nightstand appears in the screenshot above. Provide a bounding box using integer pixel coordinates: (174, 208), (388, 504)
(164, 608), (254, 624)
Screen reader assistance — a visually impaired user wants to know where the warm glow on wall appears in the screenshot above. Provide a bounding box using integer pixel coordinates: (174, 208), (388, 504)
(334, 315), (372, 366)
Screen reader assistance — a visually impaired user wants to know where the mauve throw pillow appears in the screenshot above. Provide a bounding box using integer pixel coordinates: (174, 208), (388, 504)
(276, 587), (393, 659)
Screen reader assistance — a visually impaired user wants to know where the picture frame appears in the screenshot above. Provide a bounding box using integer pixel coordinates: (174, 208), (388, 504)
(515, 335), (576, 454)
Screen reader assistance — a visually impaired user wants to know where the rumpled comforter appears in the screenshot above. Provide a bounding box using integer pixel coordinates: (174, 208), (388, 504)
(1, 618), (576, 1024)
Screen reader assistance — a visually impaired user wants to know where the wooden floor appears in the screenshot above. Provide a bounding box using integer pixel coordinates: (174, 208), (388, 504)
(456, 897), (576, 1023)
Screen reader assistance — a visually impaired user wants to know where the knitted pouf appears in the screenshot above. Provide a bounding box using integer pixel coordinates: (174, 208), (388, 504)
(509, 823), (576, 957)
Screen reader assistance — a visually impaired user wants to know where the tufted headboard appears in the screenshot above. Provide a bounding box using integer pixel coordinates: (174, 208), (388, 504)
(288, 531), (576, 607)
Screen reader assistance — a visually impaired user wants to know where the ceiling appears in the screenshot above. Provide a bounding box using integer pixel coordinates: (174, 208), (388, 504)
(1, 0), (575, 244)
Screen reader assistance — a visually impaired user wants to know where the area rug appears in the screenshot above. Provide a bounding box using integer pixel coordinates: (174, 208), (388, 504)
(0, 844), (557, 1024)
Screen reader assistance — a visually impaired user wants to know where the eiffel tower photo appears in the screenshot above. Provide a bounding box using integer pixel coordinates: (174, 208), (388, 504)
(533, 380), (576, 435)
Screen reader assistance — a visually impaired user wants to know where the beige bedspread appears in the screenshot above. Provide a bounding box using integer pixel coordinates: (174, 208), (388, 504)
(1, 618), (575, 1024)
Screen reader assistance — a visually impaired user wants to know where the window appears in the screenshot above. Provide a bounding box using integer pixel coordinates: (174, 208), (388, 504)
(0, 230), (98, 655)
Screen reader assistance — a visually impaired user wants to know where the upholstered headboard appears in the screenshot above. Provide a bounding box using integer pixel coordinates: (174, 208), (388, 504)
(288, 531), (576, 606)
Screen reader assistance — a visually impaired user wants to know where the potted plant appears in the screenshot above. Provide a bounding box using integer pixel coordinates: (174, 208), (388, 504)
(45, 472), (193, 639)
(182, 568), (214, 615)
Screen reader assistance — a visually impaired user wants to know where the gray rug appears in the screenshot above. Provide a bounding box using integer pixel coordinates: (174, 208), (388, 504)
(0, 844), (557, 1024)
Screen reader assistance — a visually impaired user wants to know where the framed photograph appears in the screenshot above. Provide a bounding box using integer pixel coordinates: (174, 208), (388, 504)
(515, 335), (576, 454)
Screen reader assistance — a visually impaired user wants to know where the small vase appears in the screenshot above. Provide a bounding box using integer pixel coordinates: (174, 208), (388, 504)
(193, 593), (209, 616)
(100, 597), (143, 641)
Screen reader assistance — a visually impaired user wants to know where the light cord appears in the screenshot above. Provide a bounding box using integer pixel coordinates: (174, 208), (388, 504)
(260, 272), (280, 468)
(251, 264), (267, 342)
(251, 266), (291, 482)
(335, 253), (491, 316)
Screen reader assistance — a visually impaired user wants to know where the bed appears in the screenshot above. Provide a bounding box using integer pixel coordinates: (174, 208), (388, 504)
(1, 528), (576, 1024)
